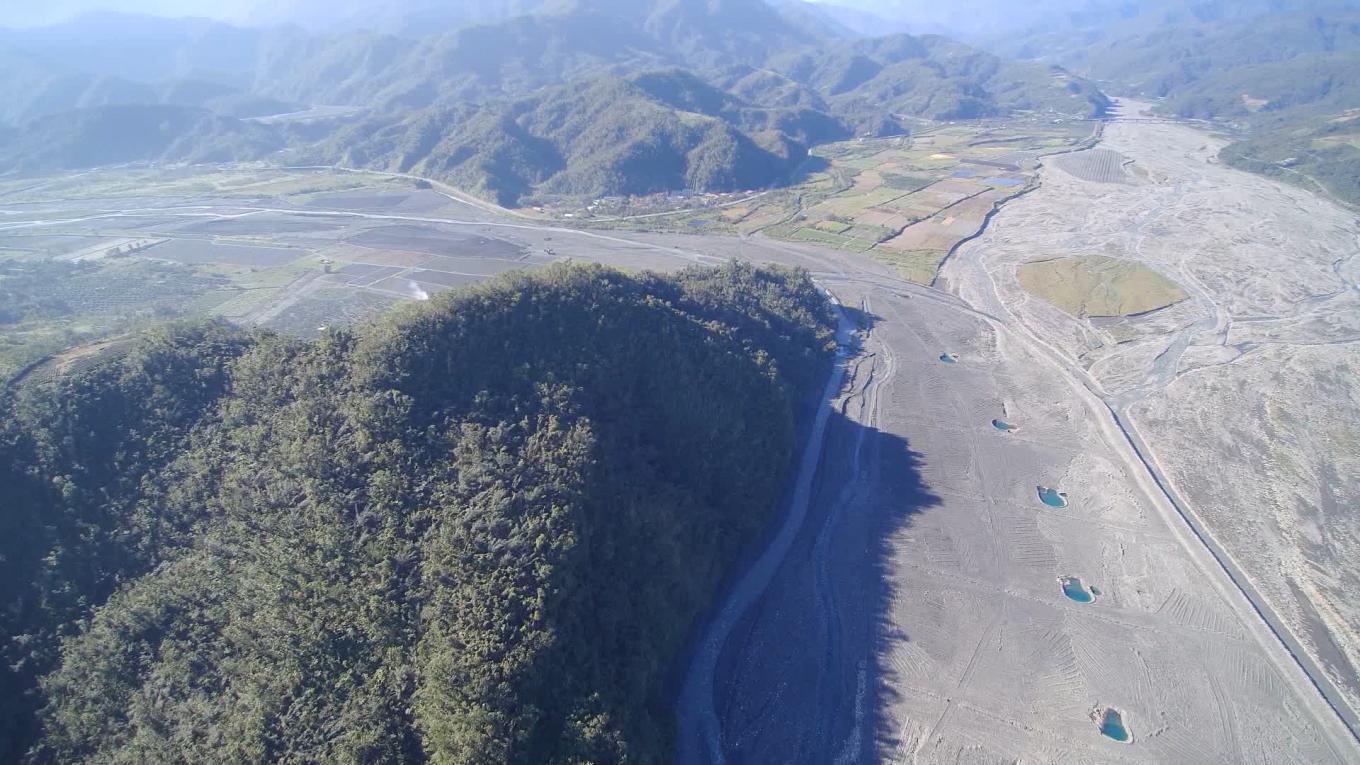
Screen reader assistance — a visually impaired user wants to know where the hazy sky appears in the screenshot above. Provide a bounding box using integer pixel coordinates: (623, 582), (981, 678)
(0, 0), (258, 27)
(0, 0), (1130, 31)
(1, 0), (1039, 30)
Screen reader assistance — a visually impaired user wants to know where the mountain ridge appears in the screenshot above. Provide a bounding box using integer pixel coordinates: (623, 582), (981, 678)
(0, 0), (1109, 203)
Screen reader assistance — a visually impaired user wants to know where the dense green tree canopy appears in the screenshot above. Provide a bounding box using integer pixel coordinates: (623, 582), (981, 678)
(1, 261), (836, 764)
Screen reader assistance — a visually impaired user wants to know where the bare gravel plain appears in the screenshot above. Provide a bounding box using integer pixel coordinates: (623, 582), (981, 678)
(942, 100), (1360, 756)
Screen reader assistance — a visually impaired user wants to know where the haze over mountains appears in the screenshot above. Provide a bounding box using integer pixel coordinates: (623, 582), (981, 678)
(1, 0), (1357, 202)
(985, 0), (1360, 203)
(0, 0), (1108, 204)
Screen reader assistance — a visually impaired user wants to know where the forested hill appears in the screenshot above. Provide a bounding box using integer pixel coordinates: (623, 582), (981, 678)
(981, 2), (1360, 205)
(0, 0), (1109, 201)
(0, 262), (837, 764)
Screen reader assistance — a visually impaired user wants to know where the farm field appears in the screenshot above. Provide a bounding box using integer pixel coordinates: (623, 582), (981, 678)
(0, 167), (552, 378)
(0, 257), (232, 376)
(1016, 255), (1188, 317)
(1050, 148), (1133, 184)
(579, 119), (1096, 284)
(0, 165), (399, 204)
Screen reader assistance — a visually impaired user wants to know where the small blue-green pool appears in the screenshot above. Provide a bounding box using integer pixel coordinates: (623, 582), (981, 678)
(992, 419), (1018, 432)
(939, 353), (959, 364)
(1100, 708), (1131, 743)
(1061, 577), (1094, 603)
(1037, 486), (1069, 508)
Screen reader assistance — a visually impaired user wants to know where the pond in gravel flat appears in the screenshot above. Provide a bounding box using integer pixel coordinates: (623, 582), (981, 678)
(1100, 708), (1131, 742)
(992, 419), (1018, 432)
(1061, 577), (1094, 603)
(939, 353), (959, 363)
(1038, 486), (1069, 508)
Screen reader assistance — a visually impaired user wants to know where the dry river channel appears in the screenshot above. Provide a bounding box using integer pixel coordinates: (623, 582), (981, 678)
(671, 103), (1360, 763)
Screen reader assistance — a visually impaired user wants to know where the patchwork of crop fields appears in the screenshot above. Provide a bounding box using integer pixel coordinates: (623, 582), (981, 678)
(0, 122), (1096, 378)
(584, 120), (1096, 283)
(1050, 149), (1132, 184)
(0, 167), (550, 379)
(0, 164), (387, 203)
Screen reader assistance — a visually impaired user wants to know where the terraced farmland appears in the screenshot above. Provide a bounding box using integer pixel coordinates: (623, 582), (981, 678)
(583, 120), (1096, 284)
(1052, 149), (1132, 184)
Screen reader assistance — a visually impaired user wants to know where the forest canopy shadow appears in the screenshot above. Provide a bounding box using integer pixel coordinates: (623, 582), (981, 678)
(865, 422), (939, 762)
(784, 155), (832, 186)
(687, 390), (940, 764)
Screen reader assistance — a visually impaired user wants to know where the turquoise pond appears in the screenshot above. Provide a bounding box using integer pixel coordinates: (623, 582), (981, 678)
(939, 353), (958, 363)
(1037, 486), (1069, 508)
(1100, 709), (1131, 742)
(1061, 577), (1094, 603)
(992, 419), (1018, 432)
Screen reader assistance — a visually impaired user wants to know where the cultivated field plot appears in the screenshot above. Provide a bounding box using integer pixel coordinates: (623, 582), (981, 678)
(0, 234), (109, 256)
(141, 238), (304, 267)
(0, 167), (559, 379)
(348, 225), (525, 260)
(584, 119), (1095, 284)
(263, 288), (402, 337)
(173, 215), (350, 237)
(303, 189), (456, 214)
(0, 165), (409, 204)
(1051, 149), (1133, 184)
(1015, 255), (1188, 317)
(0, 257), (233, 377)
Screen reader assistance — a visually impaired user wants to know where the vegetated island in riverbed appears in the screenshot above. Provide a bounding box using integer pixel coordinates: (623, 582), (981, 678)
(1016, 254), (1188, 317)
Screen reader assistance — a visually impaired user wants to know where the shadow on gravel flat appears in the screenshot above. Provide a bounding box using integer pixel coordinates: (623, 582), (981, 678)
(681, 302), (942, 765)
(703, 407), (938, 764)
(865, 426), (938, 763)
(839, 304), (877, 339)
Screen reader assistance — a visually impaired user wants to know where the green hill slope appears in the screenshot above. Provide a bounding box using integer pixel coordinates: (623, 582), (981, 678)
(993, 4), (1360, 204)
(2, 262), (836, 764)
(0, 0), (1109, 201)
(764, 33), (1109, 126)
(0, 105), (283, 174)
(1220, 110), (1360, 207)
(1055, 10), (1360, 112)
(309, 70), (839, 204)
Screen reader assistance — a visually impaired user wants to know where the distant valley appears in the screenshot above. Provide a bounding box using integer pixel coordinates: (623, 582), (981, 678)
(0, 0), (1108, 205)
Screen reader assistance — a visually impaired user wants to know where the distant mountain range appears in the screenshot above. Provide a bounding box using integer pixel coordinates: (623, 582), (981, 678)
(803, 0), (1359, 43)
(983, 0), (1360, 204)
(0, 105), (282, 175)
(4, 0), (1355, 204)
(0, 0), (1108, 204)
(1028, 7), (1360, 119)
(801, 0), (1360, 205)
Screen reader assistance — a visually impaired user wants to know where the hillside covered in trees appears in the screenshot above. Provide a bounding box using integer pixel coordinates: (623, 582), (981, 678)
(982, 1), (1360, 205)
(0, 0), (1110, 204)
(0, 262), (837, 764)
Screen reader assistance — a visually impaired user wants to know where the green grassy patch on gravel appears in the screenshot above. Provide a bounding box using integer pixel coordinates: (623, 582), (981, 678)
(1016, 255), (1188, 317)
